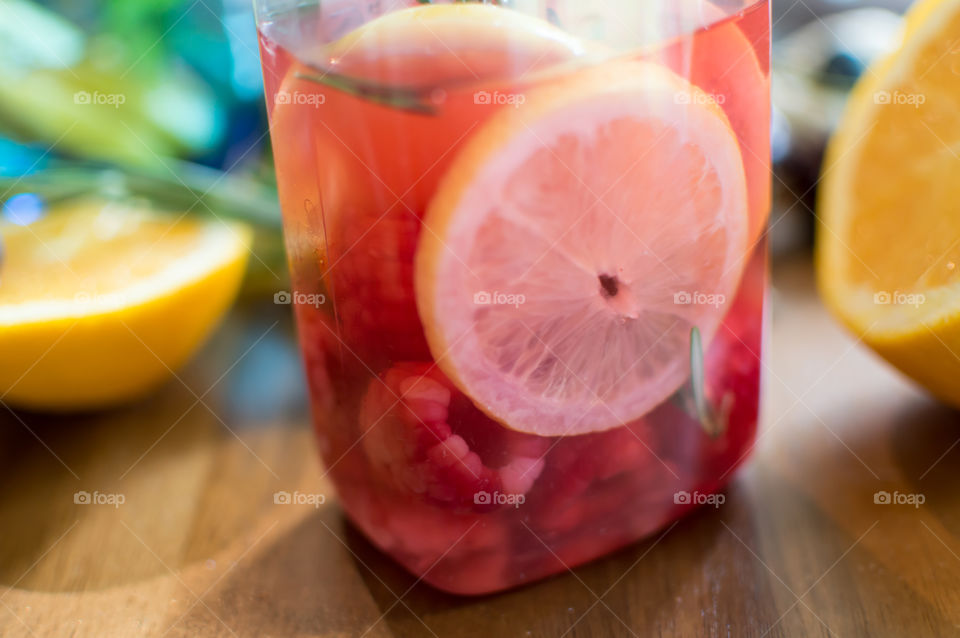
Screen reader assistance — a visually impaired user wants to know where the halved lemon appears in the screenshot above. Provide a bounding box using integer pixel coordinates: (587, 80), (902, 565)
(817, 0), (960, 404)
(415, 60), (749, 436)
(0, 200), (250, 410)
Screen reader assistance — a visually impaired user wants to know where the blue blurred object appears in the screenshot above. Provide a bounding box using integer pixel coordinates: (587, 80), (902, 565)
(224, 317), (307, 423)
(0, 138), (51, 176)
(2, 192), (46, 225)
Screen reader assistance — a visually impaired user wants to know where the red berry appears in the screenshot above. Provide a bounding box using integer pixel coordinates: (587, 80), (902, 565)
(359, 362), (550, 511)
(327, 210), (431, 367)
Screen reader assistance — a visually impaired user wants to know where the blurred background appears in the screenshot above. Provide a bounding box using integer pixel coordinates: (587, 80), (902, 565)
(2, 2), (957, 633)
(0, 0), (914, 259)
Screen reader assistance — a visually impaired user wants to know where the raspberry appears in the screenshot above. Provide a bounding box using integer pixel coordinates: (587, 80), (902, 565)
(533, 417), (659, 502)
(327, 210), (431, 367)
(359, 362), (549, 511)
(529, 417), (675, 537)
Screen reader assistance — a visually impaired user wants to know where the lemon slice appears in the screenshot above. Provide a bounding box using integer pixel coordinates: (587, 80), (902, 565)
(0, 200), (250, 410)
(415, 61), (748, 436)
(817, 0), (960, 403)
(324, 3), (590, 86)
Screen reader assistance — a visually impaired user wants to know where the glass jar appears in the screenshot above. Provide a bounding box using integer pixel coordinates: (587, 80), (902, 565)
(255, 0), (770, 595)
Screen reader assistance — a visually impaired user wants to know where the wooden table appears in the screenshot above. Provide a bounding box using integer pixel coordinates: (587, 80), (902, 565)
(2, 255), (959, 637)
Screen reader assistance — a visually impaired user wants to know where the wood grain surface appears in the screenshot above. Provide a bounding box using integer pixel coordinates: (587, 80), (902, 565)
(2, 255), (959, 637)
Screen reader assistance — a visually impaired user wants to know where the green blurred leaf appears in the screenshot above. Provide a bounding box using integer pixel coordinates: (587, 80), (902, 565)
(0, 0), (223, 166)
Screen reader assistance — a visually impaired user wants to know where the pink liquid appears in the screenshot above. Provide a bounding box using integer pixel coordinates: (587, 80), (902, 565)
(258, 0), (770, 594)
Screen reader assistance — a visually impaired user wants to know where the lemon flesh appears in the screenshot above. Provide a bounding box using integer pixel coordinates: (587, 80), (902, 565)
(0, 200), (250, 410)
(817, 0), (960, 404)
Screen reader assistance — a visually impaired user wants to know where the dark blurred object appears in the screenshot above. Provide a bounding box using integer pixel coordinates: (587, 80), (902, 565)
(774, 7), (902, 159)
(769, 0), (908, 253)
(772, 0), (909, 32)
